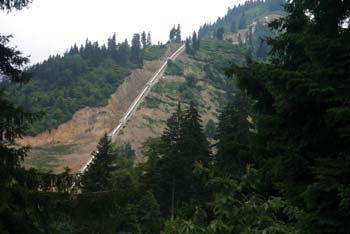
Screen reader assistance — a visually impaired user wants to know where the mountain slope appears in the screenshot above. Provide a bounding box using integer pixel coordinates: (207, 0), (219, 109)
(20, 44), (179, 173)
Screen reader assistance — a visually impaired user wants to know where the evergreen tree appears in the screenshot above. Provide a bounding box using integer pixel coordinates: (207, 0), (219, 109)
(118, 39), (130, 66)
(256, 39), (267, 61)
(146, 31), (152, 46)
(192, 31), (200, 51)
(185, 38), (192, 54)
(230, 0), (350, 232)
(147, 103), (211, 216)
(239, 12), (246, 29)
(169, 25), (176, 41)
(216, 27), (224, 40)
(141, 31), (147, 48)
(175, 24), (181, 42)
(130, 33), (143, 65)
(230, 20), (237, 33)
(107, 33), (118, 62)
(238, 33), (243, 46)
(80, 133), (116, 192)
(216, 92), (253, 175)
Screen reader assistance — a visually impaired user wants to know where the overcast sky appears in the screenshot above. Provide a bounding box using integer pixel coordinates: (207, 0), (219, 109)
(0, 0), (246, 64)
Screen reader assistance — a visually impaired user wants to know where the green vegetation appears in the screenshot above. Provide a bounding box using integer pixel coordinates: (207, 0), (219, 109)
(24, 144), (75, 172)
(144, 45), (167, 60)
(3, 32), (166, 135)
(144, 96), (162, 108)
(3, 0), (350, 234)
(165, 60), (184, 76)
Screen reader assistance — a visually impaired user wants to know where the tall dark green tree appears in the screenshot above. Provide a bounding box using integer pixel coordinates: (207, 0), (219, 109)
(145, 103), (211, 217)
(80, 133), (116, 192)
(230, 0), (350, 232)
(175, 24), (181, 42)
(216, 92), (253, 175)
(146, 31), (152, 46)
(169, 26), (176, 41)
(192, 31), (200, 51)
(0, 1), (48, 233)
(131, 33), (143, 65)
(216, 27), (224, 40)
(230, 20), (237, 33)
(239, 12), (246, 29)
(141, 31), (147, 48)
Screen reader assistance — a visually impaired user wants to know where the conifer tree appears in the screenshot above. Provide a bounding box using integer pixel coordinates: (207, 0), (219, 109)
(169, 25), (176, 41)
(216, 27), (224, 40)
(230, 0), (350, 232)
(131, 33), (143, 65)
(239, 12), (246, 29)
(80, 133), (116, 192)
(118, 39), (130, 66)
(146, 31), (152, 46)
(141, 31), (147, 48)
(175, 24), (181, 42)
(192, 31), (200, 51)
(230, 20), (237, 33)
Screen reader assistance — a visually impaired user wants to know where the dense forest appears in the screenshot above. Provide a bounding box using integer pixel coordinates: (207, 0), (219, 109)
(1, 0), (350, 233)
(2, 30), (165, 135)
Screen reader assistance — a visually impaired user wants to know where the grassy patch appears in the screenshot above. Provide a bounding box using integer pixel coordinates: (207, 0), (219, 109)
(23, 144), (76, 173)
(144, 45), (167, 61)
(165, 60), (184, 76)
(144, 96), (162, 108)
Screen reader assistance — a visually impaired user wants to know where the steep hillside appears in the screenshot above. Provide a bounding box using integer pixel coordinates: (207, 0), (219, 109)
(20, 44), (180, 173)
(4, 33), (164, 135)
(114, 39), (244, 161)
(20, 0), (284, 173)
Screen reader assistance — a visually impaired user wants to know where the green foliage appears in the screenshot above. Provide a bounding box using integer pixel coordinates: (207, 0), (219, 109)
(131, 33), (143, 66)
(180, 168), (305, 234)
(80, 134), (116, 192)
(144, 45), (167, 60)
(226, 0), (350, 233)
(5, 52), (128, 135)
(205, 119), (216, 139)
(142, 103), (211, 217)
(199, 0), (285, 39)
(23, 144), (75, 172)
(165, 60), (184, 76)
(216, 27), (224, 40)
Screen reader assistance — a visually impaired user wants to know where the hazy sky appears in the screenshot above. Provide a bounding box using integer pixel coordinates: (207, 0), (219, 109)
(0, 0), (246, 64)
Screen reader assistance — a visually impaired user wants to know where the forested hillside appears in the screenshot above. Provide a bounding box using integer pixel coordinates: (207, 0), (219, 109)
(3, 33), (165, 135)
(2, 0), (350, 233)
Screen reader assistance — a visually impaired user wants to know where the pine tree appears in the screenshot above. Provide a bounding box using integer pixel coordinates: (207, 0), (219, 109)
(141, 31), (147, 48)
(118, 39), (130, 66)
(238, 33), (243, 46)
(107, 33), (118, 62)
(151, 103), (211, 216)
(175, 24), (181, 42)
(169, 25), (176, 41)
(185, 38), (192, 54)
(239, 12), (246, 29)
(131, 33), (143, 65)
(256, 39), (267, 61)
(80, 134), (116, 192)
(216, 93), (253, 175)
(230, 20), (237, 33)
(216, 27), (224, 40)
(146, 31), (152, 46)
(230, 0), (350, 232)
(192, 31), (200, 51)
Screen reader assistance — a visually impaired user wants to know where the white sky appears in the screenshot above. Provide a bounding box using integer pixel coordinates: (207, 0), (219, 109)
(0, 0), (246, 64)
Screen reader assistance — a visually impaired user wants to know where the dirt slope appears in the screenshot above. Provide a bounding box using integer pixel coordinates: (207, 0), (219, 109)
(114, 52), (224, 162)
(19, 45), (180, 173)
